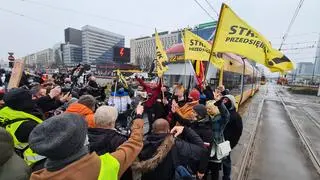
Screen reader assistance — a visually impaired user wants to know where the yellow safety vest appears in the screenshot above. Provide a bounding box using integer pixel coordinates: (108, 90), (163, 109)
(0, 106), (45, 165)
(98, 153), (120, 180)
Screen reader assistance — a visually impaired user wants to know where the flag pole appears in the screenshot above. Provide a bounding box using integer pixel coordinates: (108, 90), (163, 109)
(181, 29), (187, 87)
(206, 3), (224, 79)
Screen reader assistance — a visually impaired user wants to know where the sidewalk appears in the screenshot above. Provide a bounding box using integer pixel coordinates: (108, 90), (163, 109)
(231, 84), (266, 179)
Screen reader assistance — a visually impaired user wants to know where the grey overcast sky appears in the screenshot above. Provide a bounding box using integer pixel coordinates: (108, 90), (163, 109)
(0, 0), (319, 65)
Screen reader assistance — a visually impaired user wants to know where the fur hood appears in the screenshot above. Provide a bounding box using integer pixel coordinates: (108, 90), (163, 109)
(131, 135), (175, 173)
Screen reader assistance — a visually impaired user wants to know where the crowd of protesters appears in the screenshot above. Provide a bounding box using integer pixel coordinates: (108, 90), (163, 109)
(0, 68), (243, 180)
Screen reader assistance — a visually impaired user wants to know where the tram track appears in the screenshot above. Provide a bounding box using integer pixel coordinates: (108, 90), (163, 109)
(238, 85), (320, 180)
(277, 90), (320, 175)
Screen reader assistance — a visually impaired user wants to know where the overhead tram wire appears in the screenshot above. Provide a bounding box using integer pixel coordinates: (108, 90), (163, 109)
(192, 0), (216, 20)
(270, 32), (320, 40)
(0, 7), (59, 27)
(279, 0), (305, 50)
(203, 0), (219, 17)
(21, 0), (154, 30)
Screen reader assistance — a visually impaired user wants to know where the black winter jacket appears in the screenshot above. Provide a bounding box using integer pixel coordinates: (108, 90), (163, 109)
(35, 96), (63, 114)
(88, 128), (127, 154)
(223, 109), (243, 149)
(87, 128), (132, 180)
(133, 127), (208, 180)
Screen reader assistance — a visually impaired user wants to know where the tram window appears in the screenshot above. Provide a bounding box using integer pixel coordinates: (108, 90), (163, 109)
(223, 71), (242, 95)
(243, 74), (254, 91)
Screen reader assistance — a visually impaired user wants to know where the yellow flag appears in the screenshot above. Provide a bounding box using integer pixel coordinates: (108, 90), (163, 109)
(116, 69), (128, 88)
(210, 53), (225, 69)
(155, 29), (168, 77)
(212, 3), (294, 72)
(184, 29), (213, 61)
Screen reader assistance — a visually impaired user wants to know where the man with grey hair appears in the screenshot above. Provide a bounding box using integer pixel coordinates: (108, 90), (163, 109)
(88, 105), (133, 180)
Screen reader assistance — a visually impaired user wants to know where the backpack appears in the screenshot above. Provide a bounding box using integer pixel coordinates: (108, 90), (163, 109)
(171, 146), (196, 180)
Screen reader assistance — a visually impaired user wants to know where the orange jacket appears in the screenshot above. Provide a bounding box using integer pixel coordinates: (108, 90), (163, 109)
(66, 103), (95, 128)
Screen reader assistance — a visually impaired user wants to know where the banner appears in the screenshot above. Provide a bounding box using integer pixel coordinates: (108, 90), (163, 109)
(212, 3), (294, 72)
(155, 29), (169, 77)
(184, 29), (213, 62)
(116, 69), (128, 88)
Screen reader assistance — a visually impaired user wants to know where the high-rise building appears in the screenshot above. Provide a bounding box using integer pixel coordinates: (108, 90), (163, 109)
(65, 28), (82, 46)
(130, 21), (217, 67)
(296, 62), (314, 76)
(81, 25), (125, 64)
(63, 43), (83, 66)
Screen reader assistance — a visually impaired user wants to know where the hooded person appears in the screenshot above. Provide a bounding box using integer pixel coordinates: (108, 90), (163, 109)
(0, 88), (45, 168)
(29, 107), (145, 180)
(222, 94), (243, 180)
(131, 119), (208, 180)
(66, 94), (96, 128)
(0, 127), (30, 180)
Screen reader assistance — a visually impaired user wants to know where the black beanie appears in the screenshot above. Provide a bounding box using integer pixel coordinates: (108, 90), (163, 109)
(3, 88), (34, 111)
(193, 104), (207, 118)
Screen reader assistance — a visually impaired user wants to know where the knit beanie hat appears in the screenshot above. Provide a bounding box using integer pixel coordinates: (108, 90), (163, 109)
(193, 104), (207, 118)
(188, 89), (200, 101)
(0, 127), (14, 166)
(29, 113), (88, 161)
(3, 88), (34, 111)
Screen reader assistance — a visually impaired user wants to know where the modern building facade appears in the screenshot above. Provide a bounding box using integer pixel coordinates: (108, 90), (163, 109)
(130, 31), (179, 69)
(65, 28), (82, 46)
(36, 48), (54, 68)
(130, 21), (217, 67)
(23, 48), (53, 69)
(24, 53), (37, 67)
(82, 25), (125, 64)
(62, 43), (82, 66)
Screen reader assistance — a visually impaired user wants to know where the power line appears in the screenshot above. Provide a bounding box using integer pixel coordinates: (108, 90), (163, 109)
(0, 7), (58, 27)
(21, 0), (154, 29)
(270, 32), (320, 40)
(274, 41), (317, 46)
(281, 45), (316, 51)
(192, 0), (216, 20)
(279, 0), (305, 50)
(290, 56), (319, 60)
(203, 0), (219, 17)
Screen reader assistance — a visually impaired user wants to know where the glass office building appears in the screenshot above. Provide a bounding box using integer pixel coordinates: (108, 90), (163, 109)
(82, 25), (125, 64)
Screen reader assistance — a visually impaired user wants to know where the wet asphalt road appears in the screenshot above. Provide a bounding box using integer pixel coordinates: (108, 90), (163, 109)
(247, 94), (319, 179)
